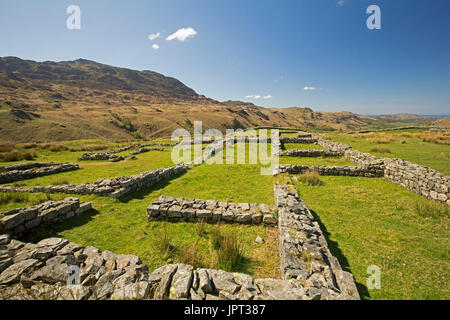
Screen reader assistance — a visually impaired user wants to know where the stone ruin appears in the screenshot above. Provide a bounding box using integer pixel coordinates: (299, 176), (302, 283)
(277, 131), (449, 206)
(0, 199), (92, 238)
(0, 163), (80, 184)
(147, 196), (278, 226)
(0, 182), (360, 300)
(0, 164), (189, 199)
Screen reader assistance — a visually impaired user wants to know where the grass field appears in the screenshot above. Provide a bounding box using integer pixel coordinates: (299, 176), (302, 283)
(282, 143), (324, 150)
(1, 135), (449, 298)
(294, 175), (449, 300)
(326, 131), (450, 175)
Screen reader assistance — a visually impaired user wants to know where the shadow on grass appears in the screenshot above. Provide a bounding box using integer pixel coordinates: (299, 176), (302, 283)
(22, 209), (100, 244)
(309, 209), (370, 300)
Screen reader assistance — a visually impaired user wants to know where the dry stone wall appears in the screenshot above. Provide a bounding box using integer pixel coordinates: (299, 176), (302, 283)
(274, 184), (360, 300)
(280, 137), (318, 144)
(280, 149), (343, 157)
(0, 164), (189, 199)
(0, 163), (80, 184)
(279, 164), (384, 177)
(0, 198), (92, 238)
(147, 196), (278, 226)
(311, 133), (449, 206)
(0, 234), (359, 300)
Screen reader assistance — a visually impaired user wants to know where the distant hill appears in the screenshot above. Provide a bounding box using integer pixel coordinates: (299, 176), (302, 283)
(433, 116), (450, 128)
(0, 56), (435, 143)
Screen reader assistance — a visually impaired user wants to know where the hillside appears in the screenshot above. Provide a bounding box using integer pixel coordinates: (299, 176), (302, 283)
(0, 56), (427, 143)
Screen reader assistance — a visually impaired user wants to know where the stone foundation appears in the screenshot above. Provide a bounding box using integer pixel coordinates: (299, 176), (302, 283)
(274, 184), (359, 300)
(147, 196), (278, 226)
(0, 199), (92, 238)
(0, 163), (80, 184)
(279, 164), (384, 177)
(311, 133), (449, 206)
(0, 164), (189, 199)
(0, 234), (359, 300)
(280, 149), (344, 157)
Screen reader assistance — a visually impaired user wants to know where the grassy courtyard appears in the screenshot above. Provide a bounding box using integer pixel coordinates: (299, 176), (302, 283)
(293, 175), (449, 300)
(326, 130), (450, 175)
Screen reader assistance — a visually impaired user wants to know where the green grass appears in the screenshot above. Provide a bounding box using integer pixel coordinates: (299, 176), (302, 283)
(2, 148), (176, 186)
(19, 184), (279, 278)
(327, 132), (450, 175)
(294, 176), (449, 300)
(279, 156), (354, 166)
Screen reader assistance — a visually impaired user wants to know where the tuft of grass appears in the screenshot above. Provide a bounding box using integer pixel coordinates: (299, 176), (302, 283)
(195, 220), (208, 237)
(0, 192), (53, 207)
(50, 178), (70, 186)
(154, 226), (174, 260)
(0, 143), (15, 152)
(298, 170), (321, 186)
(216, 232), (245, 272)
(0, 150), (36, 162)
(370, 146), (392, 153)
(210, 225), (223, 250)
(179, 241), (203, 269)
(414, 201), (449, 220)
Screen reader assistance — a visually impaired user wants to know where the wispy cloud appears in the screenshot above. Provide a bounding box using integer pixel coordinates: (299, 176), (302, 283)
(152, 44), (160, 50)
(245, 95), (261, 99)
(166, 27), (197, 41)
(303, 86), (316, 91)
(246, 94), (272, 99)
(148, 32), (161, 41)
(337, 0), (345, 7)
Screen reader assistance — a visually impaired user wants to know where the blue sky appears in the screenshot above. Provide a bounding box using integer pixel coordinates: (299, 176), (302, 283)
(0, 0), (449, 114)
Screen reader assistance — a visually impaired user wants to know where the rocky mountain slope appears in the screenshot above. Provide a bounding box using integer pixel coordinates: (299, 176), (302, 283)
(0, 56), (423, 143)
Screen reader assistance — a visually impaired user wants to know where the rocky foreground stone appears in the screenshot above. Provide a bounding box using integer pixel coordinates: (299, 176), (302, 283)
(0, 235), (358, 300)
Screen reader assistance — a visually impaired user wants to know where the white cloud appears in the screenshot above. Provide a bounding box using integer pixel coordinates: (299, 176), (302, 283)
(148, 32), (161, 41)
(166, 27), (197, 42)
(303, 86), (316, 91)
(263, 95), (272, 99)
(245, 95), (262, 99)
(152, 44), (160, 50)
(337, 0), (345, 7)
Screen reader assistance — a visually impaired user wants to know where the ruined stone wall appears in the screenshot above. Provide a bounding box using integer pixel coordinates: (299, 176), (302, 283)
(383, 158), (449, 205)
(0, 164), (189, 199)
(0, 199), (92, 238)
(0, 163), (80, 184)
(147, 196), (278, 226)
(0, 235), (341, 300)
(274, 184), (360, 300)
(279, 164), (384, 177)
(312, 133), (449, 205)
(280, 137), (318, 144)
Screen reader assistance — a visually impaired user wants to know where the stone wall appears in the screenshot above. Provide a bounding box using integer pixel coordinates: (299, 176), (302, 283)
(279, 164), (384, 177)
(0, 164), (189, 199)
(0, 163), (80, 184)
(274, 184), (360, 300)
(280, 137), (318, 144)
(312, 133), (449, 206)
(280, 149), (344, 157)
(147, 196), (278, 226)
(384, 158), (449, 204)
(0, 199), (92, 238)
(0, 235), (359, 300)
